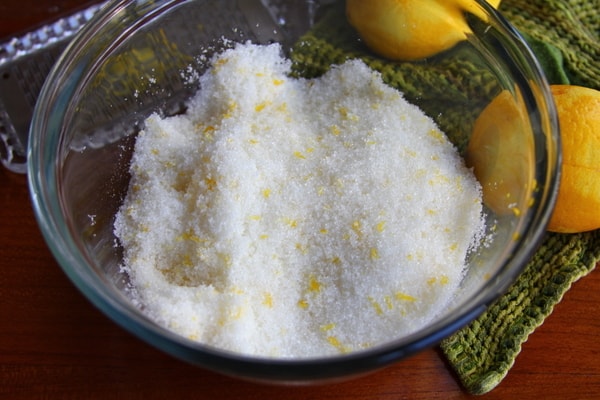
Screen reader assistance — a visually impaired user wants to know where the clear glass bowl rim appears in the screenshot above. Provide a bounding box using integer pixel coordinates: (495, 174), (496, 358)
(26, 0), (560, 383)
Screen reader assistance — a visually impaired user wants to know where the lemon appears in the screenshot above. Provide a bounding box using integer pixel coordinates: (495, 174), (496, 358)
(466, 85), (600, 233)
(346, 0), (501, 61)
(465, 89), (536, 217)
(547, 85), (600, 233)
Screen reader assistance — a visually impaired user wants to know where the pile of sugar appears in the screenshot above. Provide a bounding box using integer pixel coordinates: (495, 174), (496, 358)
(114, 42), (485, 358)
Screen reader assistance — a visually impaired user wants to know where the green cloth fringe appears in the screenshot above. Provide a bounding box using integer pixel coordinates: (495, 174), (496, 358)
(441, 231), (600, 394)
(289, 0), (600, 394)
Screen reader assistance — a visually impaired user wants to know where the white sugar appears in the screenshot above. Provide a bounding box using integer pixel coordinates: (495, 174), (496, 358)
(114, 42), (485, 358)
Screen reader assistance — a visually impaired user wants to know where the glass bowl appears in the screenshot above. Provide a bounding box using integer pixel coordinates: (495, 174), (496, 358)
(28, 0), (559, 383)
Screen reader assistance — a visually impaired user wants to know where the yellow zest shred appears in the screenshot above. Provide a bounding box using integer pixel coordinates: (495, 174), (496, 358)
(395, 292), (416, 302)
(262, 292), (273, 308)
(320, 323), (336, 332)
(384, 295), (394, 310)
(368, 296), (384, 316)
(370, 247), (380, 260)
(255, 101), (270, 112)
(297, 299), (309, 309)
(282, 217), (298, 228)
(308, 274), (322, 293)
(204, 176), (217, 191)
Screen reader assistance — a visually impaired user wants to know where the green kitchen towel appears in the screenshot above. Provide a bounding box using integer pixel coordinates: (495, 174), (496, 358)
(289, 0), (600, 394)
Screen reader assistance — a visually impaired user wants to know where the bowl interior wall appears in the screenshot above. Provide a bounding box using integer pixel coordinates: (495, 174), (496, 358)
(54, 0), (550, 349)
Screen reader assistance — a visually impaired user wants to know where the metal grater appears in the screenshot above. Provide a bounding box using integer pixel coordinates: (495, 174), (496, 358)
(0, 3), (107, 173)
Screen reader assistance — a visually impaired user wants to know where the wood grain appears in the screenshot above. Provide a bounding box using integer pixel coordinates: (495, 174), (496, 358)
(1, 2), (599, 399)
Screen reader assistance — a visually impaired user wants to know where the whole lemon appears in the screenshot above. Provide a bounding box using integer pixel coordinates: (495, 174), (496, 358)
(346, 0), (501, 61)
(547, 85), (600, 233)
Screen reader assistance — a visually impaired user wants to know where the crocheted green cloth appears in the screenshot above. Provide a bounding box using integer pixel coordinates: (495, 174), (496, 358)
(289, 0), (600, 394)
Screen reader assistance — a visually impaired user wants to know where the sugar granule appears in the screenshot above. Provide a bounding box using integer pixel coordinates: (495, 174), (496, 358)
(114, 42), (485, 358)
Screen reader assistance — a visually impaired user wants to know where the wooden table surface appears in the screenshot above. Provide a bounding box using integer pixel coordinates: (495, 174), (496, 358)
(1, 1), (599, 399)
